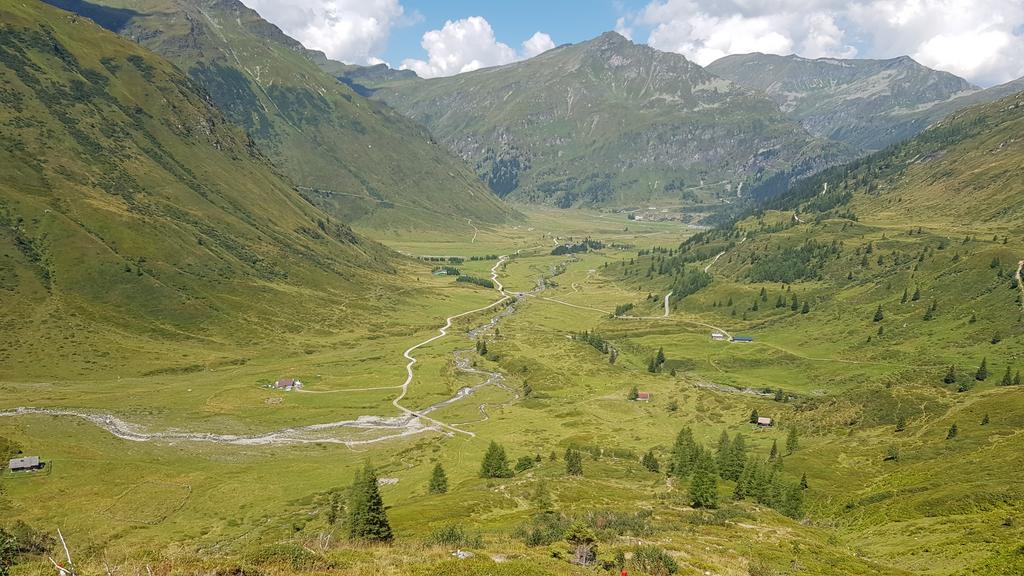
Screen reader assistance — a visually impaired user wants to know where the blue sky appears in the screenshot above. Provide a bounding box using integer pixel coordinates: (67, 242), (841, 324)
(242, 0), (1024, 86)
(380, 0), (643, 65)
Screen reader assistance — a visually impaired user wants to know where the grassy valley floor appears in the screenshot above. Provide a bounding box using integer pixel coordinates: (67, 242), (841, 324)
(1, 207), (1021, 575)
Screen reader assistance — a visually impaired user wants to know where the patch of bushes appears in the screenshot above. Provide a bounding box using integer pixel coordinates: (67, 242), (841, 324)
(424, 525), (483, 549)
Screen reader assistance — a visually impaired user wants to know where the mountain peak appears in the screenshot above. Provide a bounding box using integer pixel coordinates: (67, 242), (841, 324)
(589, 30), (632, 48)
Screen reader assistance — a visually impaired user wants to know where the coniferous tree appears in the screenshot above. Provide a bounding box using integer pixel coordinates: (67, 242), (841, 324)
(733, 459), (753, 500)
(779, 483), (804, 519)
(1000, 365), (1013, 386)
(790, 295), (799, 311)
(873, 305), (884, 322)
(628, 385), (639, 400)
(943, 365), (957, 385)
(428, 463), (449, 494)
(912, 287), (921, 301)
(975, 358), (988, 381)
(786, 427), (799, 454)
(326, 490), (342, 525)
(721, 434), (747, 481)
(901, 288), (909, 304)
(565, 447), (584, 476)
(347, 462), (393, 542)
(947, 423), (959, 439)
(1015, 371), (1022, 386)
(689, 451), (718, 509)
(479, 441), (513, 478)
(895, 414), (906, 432)
(981, 413), (990, 425)
(801, 301), (810, 314)
(799, 472), (809, 490)
(669, 427), (698, 477)
(641, 450), (660, 473)
(768, 439), (779, 461)
(656, 347), (666, 367)
(715, 431), (731, 470)
(749, 409), (759, 424)
(760, 287), (768, 302)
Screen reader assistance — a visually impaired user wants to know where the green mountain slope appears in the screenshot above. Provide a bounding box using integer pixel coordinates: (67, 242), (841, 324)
(706, 53), (981, 151)
(0, 0), (400, 379)
(768, 89), (1024, 227)
(44, 0), (517, 233)
(359, 32), (848, 208)
(609, 90), (1024, 573)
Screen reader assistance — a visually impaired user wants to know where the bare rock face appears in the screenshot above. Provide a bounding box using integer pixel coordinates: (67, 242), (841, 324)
(707, 53), (981, 151)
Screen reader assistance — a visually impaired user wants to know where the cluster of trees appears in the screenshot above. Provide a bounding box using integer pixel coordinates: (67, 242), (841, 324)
(613, 303), (635, 316)
(475, 339), (489, 356)
(431, 265), (460, 276)
(747, 239), (839, 283)
(573, 331), (612, 355)
(480, 442), (547, 479)
(456, 275), (495, 289)
(647, 347), (667, 373)
(421, 256), (463, 264)
(667, 427), (804, 518)
(551, 239), (604, 256)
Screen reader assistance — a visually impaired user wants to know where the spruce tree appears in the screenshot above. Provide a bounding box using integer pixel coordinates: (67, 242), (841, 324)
(873, 305), (884, 322)
(1000, 365), (1013, 386)
(946, 423), (959, 440)
(656, 347), (666, 367)
(428, 463), (448, 494)
(801, 301), (810, 314)
(749, 409), (759, 424)
(733, 459), (753, 500)
(565, 447), (584, 476)
(715, 431), (731, 471)
(900, 288), (908, 304)
(895, 414), (906, 432)
(768, 439), (779, 461)
(760, 287), (767, 302)
(628, 385), (639, 401)
(786, 427), (799, 454)
(779, 483), (804, 519)
(669, 427), (698, 477)
(981, 413), (990, 425)
(1015, 371), (1022, 386)
(799, 472), (809, 490)
(912, 287), (921, 301)
(689, 451), (719, 509)
(641, 450), (660, 473)
(347, 462), (393, 542)
(975, 358), (988, 381)
(722, 434), (747, 481)
(479, 441), (513, 478)
(943, 365), (957, 385)
(790, 295), (799, 311)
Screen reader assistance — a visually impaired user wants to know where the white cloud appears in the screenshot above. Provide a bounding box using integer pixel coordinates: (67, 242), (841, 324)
(401, 17), (556, 78)
(239, 0), (411, 65)
(630, 0), (1024, 85)
(522, 32), (556, 58)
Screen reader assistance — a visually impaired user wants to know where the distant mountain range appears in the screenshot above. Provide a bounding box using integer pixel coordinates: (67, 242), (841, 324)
(344, 32), (849, 208)
(44, 0), (517, 232)
(339, 34), (1022, 209)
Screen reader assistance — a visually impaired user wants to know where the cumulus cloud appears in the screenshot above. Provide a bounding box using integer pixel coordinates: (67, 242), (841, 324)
(522, 32), (556, 58)
(630, 0), (1024, 85)
(401, 17), (555, 78)
(239, 0), (412, 64)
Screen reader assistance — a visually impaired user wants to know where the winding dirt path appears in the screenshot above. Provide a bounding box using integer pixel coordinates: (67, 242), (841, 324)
(1, 258), (521, 446)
